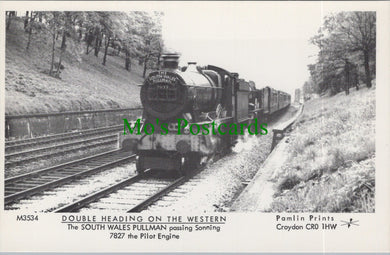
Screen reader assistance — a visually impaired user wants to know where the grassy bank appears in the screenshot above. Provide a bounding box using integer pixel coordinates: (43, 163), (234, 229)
(270, 86), (375, 212)
(5, 18), (144, 115)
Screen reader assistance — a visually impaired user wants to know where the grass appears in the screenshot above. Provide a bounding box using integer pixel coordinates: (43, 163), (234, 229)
(270, 85), (375, 213)
(5, 18), (145, 115)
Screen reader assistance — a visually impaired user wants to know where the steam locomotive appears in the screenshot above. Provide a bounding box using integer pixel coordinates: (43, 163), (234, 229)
(119, 54), (290, 174)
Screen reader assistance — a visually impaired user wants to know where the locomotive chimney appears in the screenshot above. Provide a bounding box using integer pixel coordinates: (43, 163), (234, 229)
(161, 53), (180, 70)
(186, 61), (199, 72)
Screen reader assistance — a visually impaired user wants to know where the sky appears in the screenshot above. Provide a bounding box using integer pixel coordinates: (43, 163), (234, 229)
(162, 2), (327, 95)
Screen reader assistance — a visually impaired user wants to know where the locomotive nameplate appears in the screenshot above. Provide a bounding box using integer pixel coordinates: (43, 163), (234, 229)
(146, 71), (182, 85)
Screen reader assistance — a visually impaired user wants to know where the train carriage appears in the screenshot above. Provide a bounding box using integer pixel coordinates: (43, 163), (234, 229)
(278, 91), (291, 110)
(260, 87), (290, 117)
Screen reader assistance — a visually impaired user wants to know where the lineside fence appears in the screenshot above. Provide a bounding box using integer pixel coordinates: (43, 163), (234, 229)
(271, 104), (304, 150)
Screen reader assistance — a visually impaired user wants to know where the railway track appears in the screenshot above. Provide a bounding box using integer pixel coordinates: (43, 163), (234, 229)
(5, 133), (119, 169)
(5, 150), (135, 206)
(5, 125), (122, 153)
(54, 167), (203, 213)
(54, 170), (185, 213)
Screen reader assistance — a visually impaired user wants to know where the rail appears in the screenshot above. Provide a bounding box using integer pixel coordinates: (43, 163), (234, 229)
(54, 172), (146, 213)
(5, 150), (136, 205)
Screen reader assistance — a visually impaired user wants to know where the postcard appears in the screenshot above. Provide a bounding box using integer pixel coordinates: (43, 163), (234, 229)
(0, 1), (389, 253)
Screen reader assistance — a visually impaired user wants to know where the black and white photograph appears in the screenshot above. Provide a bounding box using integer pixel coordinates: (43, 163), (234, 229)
(0, 1), (389, 253)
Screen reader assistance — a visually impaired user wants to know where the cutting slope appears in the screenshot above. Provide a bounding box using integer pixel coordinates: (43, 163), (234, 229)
(5, 18), (144, 115)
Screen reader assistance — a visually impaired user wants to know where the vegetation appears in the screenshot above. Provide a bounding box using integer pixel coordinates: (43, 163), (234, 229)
(304, 12), (376, 97)
(5, 11), (165, 114)
(271, 86), (375, 212)
(268, 11), (376, 213)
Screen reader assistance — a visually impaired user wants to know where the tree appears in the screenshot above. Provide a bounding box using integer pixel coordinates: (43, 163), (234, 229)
(82, 12), (100, 55)
(85, 28), (95, 54)
(25, 11), (40, 51)
(82, 13), (104, 58)
(310, 12), (376, 93)
(135, 11), (164, 77)
(114, 11), (164, 72)
(98, 12), (119, 66)
(41, 12), (66, 76)
(55, 12), (74, 76)
(24, 11), (29, 30)
(345, 12), (376, 88)
(19, 11), (167, 78)
(6, 11), (16, 31)
(118, 12), (143, 71)
(329, 12), (375, 88)
(38, 12), (79, 77)
(83, 12), (123, 63)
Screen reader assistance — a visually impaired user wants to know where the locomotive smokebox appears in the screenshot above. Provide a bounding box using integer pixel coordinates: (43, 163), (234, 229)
(141, 70), (187, 120)
(141, 54), (223, 121)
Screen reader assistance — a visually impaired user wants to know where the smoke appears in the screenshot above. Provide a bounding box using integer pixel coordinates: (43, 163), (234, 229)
(232, 133), (259, 154)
